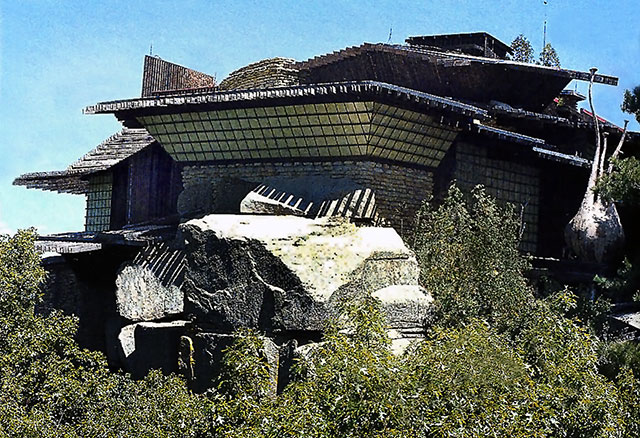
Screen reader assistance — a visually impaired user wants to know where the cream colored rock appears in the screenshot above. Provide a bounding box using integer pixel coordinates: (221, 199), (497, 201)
(116, 264), (184, 321)
(179, 214), (424, 331)
(115, 242), (186, 321)
(373, 284), (432, 331)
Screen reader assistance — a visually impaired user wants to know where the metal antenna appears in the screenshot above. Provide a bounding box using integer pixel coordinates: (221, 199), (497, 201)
(542, 0), (548, 48)
(387, 26), (393, 44)
(150, 43), (153, 56)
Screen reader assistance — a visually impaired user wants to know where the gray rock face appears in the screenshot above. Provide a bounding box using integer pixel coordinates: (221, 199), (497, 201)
(117, 321), (189, 379)
(115, 243), (185, 321)
(372, 285), (433, 333)
(116, 265), (184, 321)
(373, 284), (433, 354)
(178, 215), (424, 333)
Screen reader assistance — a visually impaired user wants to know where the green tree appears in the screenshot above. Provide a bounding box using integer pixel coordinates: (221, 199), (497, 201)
(539, 43), (561, 67)
(0, 230), (212, 437)
(622, 86), (640, 123)
(412, 185), (533, 329)
(509, 291), (622, 435)
(596, 156), (640, 205)
(596, 85), (640, 204)
(510, 34), (535, 63)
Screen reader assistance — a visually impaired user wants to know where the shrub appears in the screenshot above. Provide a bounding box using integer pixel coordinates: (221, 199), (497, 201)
(412, 185), (533, 329)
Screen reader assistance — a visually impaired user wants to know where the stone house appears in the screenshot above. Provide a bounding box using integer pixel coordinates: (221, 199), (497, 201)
(15, 32), (627, 256)
(12, 32), (634, 386)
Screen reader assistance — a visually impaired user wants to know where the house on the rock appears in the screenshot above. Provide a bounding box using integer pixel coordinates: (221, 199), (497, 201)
(16, 32), (631, 256)
(12, 32), (637, 381)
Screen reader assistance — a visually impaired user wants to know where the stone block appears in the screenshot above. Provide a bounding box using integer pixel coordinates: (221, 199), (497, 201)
(372, 284), (433, 334)
(117, 321), (189, 379)
(116, 265), (184, 321)
(115, 243), (185, 321)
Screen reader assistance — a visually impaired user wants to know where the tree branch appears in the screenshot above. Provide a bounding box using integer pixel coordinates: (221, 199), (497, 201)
(607, 120), (630, 174)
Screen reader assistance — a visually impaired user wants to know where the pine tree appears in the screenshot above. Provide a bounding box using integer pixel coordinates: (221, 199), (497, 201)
(539, 43), (561, 67)
(510, 34), (534, 63)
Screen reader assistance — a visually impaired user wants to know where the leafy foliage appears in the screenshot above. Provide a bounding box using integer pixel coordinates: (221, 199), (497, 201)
(213, 296), (409, 438)
(509, 291), (622, 435)
(0, 230), (211, 437)
(596, 156), (640, 205)
(413, 185), (532, 328)
(4, 189), (640, 436)
(622, 86), (640, 124)
(510, 34), (561, 68)
(600, 340), (640, 382)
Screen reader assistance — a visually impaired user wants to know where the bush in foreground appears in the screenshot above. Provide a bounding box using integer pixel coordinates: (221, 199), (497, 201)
(3, 186), (640, 436)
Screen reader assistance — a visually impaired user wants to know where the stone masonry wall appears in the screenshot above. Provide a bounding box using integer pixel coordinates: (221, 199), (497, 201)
(180, 160), (433, 237)
(218, 58), (299, 91)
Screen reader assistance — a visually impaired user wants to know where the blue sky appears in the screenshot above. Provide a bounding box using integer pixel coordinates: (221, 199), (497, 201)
(1, 0), (639, 235)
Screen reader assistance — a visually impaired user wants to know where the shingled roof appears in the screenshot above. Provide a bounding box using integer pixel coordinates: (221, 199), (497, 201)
(295, 42), (618, 85)
(83, 80), (491, 119)
(13, 128), (155, 194)
(292, 42), (618, 112)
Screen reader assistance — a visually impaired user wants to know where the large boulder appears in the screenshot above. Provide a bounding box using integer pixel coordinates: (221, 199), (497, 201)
(177, 215), (427, 332)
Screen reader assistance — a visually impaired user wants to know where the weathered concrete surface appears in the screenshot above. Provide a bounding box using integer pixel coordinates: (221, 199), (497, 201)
(178, 215), (422, 332)
(117, 321), (189, 379)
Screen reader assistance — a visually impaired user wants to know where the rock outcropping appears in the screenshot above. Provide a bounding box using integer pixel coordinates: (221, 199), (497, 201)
(109, 214), (431, 392)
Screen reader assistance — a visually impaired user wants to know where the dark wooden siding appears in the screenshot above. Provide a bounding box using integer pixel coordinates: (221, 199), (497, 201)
(141, 56), (216, 97)
(537, 161), (587, 258)
(110, 143), (182, 227)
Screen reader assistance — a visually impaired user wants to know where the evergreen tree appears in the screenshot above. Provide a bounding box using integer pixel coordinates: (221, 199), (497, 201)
(539, 43), (561, 67)
(510, 34), (534, 63)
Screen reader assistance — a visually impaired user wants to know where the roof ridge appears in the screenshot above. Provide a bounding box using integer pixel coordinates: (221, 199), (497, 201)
(295, 43), (378, 70)
(66, 128), (152, 170)
(295, 42), (618, 86)
(84, 80), (490, 120)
